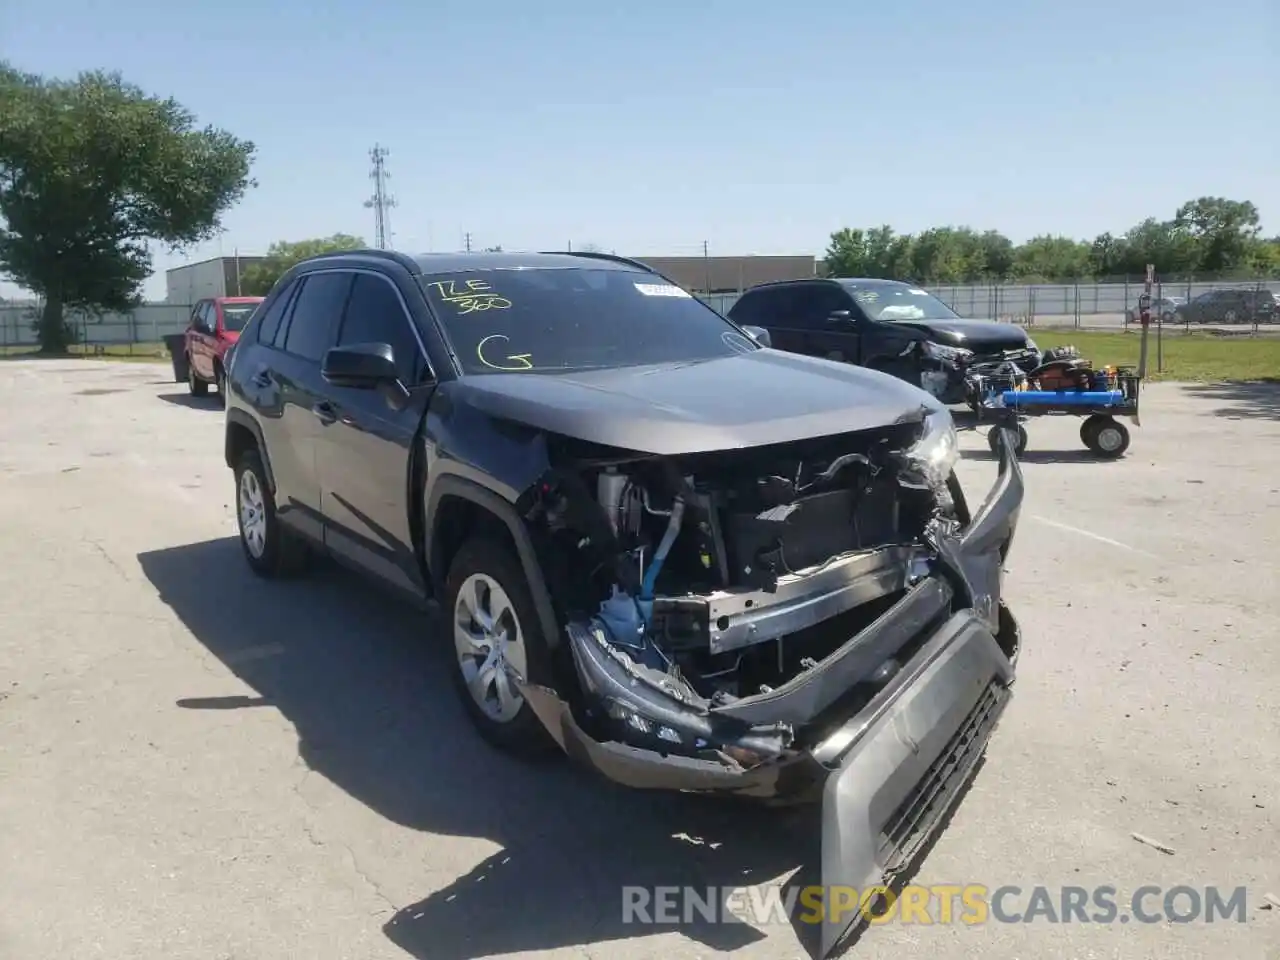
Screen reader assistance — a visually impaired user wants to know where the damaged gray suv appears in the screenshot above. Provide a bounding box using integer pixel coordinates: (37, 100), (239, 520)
(223, 249), (1025, 957)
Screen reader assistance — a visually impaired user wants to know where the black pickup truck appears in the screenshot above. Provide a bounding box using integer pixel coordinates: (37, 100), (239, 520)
(222, 249), (1025, 956)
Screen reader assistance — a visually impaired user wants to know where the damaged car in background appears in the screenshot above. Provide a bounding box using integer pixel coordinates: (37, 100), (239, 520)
(222, 250), (1026, 958)
(727, 277), (1058, 407)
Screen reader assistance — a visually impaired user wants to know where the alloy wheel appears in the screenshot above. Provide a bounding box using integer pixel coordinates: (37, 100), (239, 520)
(238, 468), (268, 559)
(453, 573), (528, 723)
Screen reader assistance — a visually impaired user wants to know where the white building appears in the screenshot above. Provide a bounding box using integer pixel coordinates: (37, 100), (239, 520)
(165, 255), (264, 305)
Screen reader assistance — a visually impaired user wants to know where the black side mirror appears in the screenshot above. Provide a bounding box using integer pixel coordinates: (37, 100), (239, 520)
(829, 310), (854, 323)
(322, 342), (399, 389)
(740, 325), (771, 348)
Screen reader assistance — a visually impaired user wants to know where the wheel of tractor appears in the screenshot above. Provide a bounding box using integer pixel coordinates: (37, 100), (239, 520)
(1084, 417), (1130, 459)
(987, 423), (1028, 458)
(1080, 414), (1107, 449)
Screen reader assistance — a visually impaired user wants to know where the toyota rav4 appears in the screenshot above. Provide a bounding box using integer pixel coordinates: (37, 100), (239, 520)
(222, 249), (1025, 956)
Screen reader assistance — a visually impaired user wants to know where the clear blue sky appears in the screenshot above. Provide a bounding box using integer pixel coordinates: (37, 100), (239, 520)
(3, 0), (1277, 300)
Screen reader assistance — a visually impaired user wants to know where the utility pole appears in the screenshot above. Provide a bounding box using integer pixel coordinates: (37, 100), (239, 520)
(464, 232), (473, 253)
(363, 144), (397, 249)
(702, 240), (711, 293)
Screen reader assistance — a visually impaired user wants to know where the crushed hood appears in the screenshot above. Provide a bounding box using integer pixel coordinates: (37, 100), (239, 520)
(447, 349), (935, 456)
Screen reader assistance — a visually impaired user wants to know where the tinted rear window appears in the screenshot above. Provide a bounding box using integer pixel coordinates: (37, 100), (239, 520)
(220, 303), (260, 332)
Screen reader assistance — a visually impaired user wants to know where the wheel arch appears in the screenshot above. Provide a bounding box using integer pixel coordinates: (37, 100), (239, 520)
(425, 475), (562, 650)
(225, 408), (276, 492)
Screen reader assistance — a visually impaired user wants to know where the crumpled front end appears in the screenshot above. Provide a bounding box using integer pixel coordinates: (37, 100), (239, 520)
(514, 412), (1023, 957)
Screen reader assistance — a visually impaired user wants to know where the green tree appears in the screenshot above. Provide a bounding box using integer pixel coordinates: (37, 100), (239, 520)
(1245, 237), (1280, 275)
(1173, 197), (1262, 275)
(238, 234), (366, 295)
(974, 230), (1015, 280)
(824, 226), (913, 279)
(0, 63), (254, 352)
(1112, 218), (1199, 278)
(825, 196), (1272, 285)
(1009, 235), (1092, 282)
(1087, 232), (1126, 277)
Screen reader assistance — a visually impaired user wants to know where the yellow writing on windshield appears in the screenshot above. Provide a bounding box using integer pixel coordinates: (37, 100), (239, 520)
(426, 278), (513, 315)
(477, 334), (533, 371)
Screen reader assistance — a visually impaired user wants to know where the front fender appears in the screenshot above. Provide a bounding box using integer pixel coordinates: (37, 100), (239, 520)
(423, 474), (562, 650)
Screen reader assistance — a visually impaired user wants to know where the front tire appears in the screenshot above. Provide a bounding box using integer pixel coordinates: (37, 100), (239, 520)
(234, 449), (308, 578)
(445, 537), (558, 757)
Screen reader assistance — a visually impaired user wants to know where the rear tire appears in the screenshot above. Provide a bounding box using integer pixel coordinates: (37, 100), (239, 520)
(188, 357), (208, 397)
(234, 448), (309, 578)
(445, 536), (559, 757)
(214, 361), (227, 408)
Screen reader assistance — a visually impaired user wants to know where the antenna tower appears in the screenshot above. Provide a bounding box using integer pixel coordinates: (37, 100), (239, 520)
(364, 144), (397, 249)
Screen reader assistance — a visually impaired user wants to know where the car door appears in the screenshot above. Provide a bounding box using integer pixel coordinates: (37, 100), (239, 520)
(257, 270), (353, 543)
(1201, 291), (1224, 323)
(755, 287), (809, 354)
(1224, 291), (1248, 323)
(794, 284), (859, 361)
(190, 301), (216, 380)
(843, 292), (930, 378)
(315, 271), (436, 596)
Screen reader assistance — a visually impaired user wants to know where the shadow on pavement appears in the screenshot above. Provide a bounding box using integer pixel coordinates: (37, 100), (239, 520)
(157, 392), (221, 410)
(1181, 380), (1280, 421)
(960, 448), (1118, 465)
(138, 537), (834, 959)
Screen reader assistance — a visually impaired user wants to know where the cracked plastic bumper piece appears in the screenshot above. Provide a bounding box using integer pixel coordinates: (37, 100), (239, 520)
(814, 607), (1015, 957)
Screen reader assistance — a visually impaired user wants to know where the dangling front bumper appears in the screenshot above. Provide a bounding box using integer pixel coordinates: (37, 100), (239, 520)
(518, 432), (1025, 958)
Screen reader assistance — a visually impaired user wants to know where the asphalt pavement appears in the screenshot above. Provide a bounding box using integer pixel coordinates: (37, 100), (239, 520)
(1, 359), (1277, 960)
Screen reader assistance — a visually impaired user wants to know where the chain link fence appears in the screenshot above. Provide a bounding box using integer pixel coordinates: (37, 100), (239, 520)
(0, 301), (193, 356)
(702, 275), (1280, 333)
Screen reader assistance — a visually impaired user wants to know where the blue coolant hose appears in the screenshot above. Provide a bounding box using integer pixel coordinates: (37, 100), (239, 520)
(639, 496), (686, 600)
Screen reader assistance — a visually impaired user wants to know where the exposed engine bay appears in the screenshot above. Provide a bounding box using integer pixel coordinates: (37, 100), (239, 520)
(521, 409), (973, 766)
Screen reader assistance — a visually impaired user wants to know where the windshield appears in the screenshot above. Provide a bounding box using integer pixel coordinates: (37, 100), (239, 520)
(220, 303), (260, 332)
(840, 281), (960, 322)
(419, 267), (759, 374)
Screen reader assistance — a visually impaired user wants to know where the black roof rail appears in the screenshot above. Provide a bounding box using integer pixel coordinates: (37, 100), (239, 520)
(745, 277), (825, 290)
(302, 248), (420, 273)
(538, 249), (651, 271)
(538, 249), (686, 288)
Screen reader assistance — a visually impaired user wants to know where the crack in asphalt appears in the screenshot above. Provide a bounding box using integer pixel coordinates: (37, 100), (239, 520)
(291, 767), (401, 917)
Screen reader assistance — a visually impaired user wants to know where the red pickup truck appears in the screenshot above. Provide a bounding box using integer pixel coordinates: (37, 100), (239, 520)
(182, 296), (263, 402)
